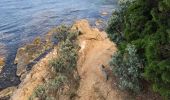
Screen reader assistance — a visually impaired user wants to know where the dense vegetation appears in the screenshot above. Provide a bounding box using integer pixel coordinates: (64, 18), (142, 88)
(107, 0), (170, 99)
(30, 26), (80, 100)
(110, 44), (143, 93)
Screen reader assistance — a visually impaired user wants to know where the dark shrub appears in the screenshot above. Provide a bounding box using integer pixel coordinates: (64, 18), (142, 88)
(110, 44), (143, 93)
(107, 0), (170, 98)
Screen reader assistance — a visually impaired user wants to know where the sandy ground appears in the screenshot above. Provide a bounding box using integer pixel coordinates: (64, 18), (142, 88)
(72, 20), (125, 100)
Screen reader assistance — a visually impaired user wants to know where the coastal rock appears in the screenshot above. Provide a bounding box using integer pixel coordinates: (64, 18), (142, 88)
(0, 86), (16, 99)
(11, 19), (117, 100)
(101, 11), (108, 16)
(10, 19), (163, 100)
(14, 47), (29, 76)
(95, 19), (103, 26)
(11, 27), (61, 100)
(11, 47), (57, 100)
(0, 57), (5, 73)
(0, 44), (6, 73)
(14, 37), (52, 78)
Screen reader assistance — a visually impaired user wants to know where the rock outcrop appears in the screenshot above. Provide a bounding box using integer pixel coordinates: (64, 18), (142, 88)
(14, 37), (52, 80)
(10, 47), (57, 100)
(0, 57), (5, 73)
(14, 26), (63, 80)
(0, 86), (16, 99)
(0, 44), (5, 73)
(10, 19), (126, 100)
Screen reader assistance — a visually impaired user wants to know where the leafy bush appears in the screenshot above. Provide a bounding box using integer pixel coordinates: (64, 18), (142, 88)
(50, 28), (79, 75)
(29, 75), (67, 100)
(106, 10), (124, 44)
(106, 0), (134, 44)
(110, 44), (143, 93)
(53, 25), (70, 42)
(107, 0), (170, 98)
(50, 39), (79, 75)
(30, 26), (80, 100)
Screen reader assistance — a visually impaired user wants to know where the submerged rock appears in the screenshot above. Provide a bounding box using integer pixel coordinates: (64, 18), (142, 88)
(95, 19), (103, 26)
(101, 11), (108, 16)
(0, 44), (6, 73)
(0, 58), (5, 73)
(0, 86), (16, 99)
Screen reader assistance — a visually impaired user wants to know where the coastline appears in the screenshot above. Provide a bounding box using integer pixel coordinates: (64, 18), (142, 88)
(0, 11), (110, 93)
(0, 11), (112, 90)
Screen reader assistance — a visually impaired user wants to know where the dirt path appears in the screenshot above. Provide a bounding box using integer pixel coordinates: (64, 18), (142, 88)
(72, 20), (125, 100)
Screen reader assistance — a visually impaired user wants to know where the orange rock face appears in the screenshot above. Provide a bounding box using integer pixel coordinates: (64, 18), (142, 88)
(10, 47), (57, 100)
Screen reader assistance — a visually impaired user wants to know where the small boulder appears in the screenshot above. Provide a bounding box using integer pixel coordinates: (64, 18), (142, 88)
(95, 19), (103, 26)
(101, 11), (108, 16)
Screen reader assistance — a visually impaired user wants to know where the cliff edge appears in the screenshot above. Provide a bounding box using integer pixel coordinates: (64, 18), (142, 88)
(10, 19), (125, 100)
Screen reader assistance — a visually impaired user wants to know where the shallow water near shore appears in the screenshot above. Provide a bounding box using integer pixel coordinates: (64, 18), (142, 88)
(0, 0), (117, 89)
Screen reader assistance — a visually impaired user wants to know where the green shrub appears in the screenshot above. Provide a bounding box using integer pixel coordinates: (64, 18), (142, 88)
(107, 0), (170, 98)
(106, 10), (124, 44)
(51, 29), (79, 75)
(50, 39), (78, 75)
(30, 26), (80, 100)
(106, 0), (135, 44)
(54, 25), (70, 42)
(110, 44), (143, 93)
(29, 75), (67, 100)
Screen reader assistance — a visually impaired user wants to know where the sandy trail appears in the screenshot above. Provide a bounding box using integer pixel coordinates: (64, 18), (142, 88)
(11, 19), (124, 100)
(72, 20), (124, 100)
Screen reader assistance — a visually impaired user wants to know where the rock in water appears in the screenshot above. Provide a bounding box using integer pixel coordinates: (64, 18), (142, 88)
(101, 11), (108, 16)
(95, 19), (103, 26)
(0, 57), (5, 73)
(0, 86), (16, 99)
(14, 37), (52, 79)
(0, 44), (6, 73)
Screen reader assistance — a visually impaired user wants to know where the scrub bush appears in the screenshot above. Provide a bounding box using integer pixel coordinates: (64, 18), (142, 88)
(29, 75), (67, 100)
(30, 26), (80, 100)
(110, 44), (143, 93)
(107, 0), (170, 98)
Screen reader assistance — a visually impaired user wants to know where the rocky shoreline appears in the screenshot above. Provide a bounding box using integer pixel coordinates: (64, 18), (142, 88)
(0, 44), (6, 74)
(9, 19), (118, 100)
(0, 19), (163, 100)
(0, 11), (109, 97)
(0, 27), (58, 99)
(0, 18), (111, 99)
